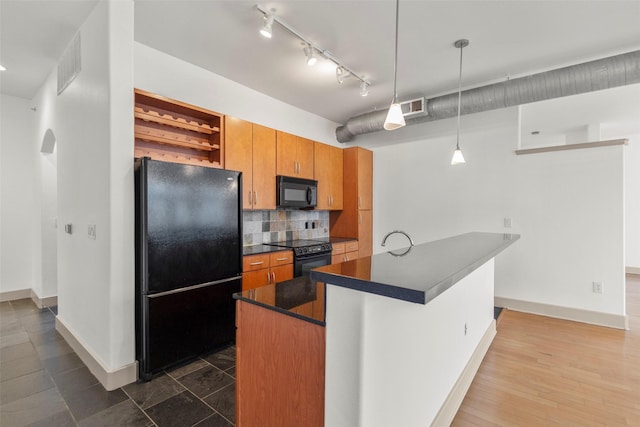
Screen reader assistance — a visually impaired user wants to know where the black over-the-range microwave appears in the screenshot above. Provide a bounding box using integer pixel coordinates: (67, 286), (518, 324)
(276, 175), (317, 209)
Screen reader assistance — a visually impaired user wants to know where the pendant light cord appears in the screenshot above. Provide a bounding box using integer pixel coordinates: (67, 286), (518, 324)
(456, 42), (464, 150)
(392, 0), (400, 103)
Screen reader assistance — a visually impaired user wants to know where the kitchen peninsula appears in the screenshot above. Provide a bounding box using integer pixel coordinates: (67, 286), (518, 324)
(234, 232), (519, 427)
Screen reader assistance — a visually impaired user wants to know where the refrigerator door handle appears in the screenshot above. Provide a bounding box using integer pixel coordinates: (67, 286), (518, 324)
(147, 276), (240, 298)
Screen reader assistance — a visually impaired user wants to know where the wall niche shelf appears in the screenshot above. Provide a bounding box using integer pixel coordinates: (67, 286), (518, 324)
(134, 88), (224, 168)
(515, 138), (628, 156)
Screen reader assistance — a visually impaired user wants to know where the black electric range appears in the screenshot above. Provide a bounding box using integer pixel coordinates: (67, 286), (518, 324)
(266, 239), (333, 277)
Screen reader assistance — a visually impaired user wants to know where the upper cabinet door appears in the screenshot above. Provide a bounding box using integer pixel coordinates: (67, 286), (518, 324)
(276, 131), (314, 179)
(330, 146), (344, 210)
(225, 117), (253, 209)
(296, 137), (315, 180)
(357, 148), (373, 210)
(314, 142), (343, 210)
(314, 142), (330, 210)
(276, 131), (298, 177)
(252, 124), (276, 210)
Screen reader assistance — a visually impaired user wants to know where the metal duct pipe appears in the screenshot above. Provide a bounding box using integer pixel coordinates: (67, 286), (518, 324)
(336, 50), (640, 143)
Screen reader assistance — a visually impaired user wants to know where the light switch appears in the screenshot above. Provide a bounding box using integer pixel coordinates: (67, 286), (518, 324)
(88, 224), (96, 240)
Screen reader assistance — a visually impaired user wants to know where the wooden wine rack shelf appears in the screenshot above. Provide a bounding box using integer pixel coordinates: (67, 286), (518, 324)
(134, 88), (224, 168)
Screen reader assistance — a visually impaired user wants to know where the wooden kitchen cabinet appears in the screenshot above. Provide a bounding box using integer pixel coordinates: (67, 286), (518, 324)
(225, 117), (276, 210)
(134, 88), (224, 168)
(357, 210), (372, 258)
(236, 300), (325, 427)
(330, 147), (374, 257)
(242, 250), (293, 290)
(331, 241), (359, 264)
(276, 131), (314, 179)
(314, 142), (343, 210)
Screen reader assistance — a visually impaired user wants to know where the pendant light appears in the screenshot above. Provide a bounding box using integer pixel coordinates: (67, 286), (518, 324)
(383, 0), (405, 131)
(451, 39), (469, 165)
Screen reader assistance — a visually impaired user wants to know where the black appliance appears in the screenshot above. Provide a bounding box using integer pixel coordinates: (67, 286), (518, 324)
(266, 239), (332, 277)
(276, 176), (317, 209)
(135, 158), (242, 381)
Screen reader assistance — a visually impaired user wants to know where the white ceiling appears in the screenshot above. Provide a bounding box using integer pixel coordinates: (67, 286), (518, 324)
(2, 0), (639, 124)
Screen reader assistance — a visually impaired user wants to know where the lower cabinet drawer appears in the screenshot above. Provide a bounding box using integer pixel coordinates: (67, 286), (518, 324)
(242, 268), (271, 290)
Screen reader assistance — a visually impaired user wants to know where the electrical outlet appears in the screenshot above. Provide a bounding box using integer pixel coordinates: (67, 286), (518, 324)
(88, 224), (96, 240)
(503, 217), (512, 228)
(592, 281), (603, 294)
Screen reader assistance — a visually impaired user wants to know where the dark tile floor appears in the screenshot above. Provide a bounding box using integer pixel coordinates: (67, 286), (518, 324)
(0, 299), (236, 427)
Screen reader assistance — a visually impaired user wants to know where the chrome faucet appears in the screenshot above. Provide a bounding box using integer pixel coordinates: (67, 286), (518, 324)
(381, 230), (415, 247)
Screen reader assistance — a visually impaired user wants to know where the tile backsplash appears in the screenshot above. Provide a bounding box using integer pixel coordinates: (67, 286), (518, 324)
(243, 210), (329, 246)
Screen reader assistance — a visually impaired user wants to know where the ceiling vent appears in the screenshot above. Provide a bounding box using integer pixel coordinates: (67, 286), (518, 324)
(57, 33), (81, 95)
(400, 97), (427, 118)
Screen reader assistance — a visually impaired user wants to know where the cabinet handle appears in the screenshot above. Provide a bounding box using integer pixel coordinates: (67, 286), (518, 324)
(272, 271), (276, 283)
(267, 271), (271, 284)
(250, 261), (264, 266)
(276, 257), (288, 261)
(254, 191), (258, 205)
(359, 213), (362, 224)
(249, 192), (253, 206)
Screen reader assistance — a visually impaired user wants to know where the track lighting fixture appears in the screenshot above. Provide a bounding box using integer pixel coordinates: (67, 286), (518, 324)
(259, 10), (274, 38)
(451, 39), (469, 165)
(304, 44), (317, 66)
(256, 4), (371, 97)
(384, 0), (405, 131)
(360, 81), (369, 97)
(336, 66), (351, 84)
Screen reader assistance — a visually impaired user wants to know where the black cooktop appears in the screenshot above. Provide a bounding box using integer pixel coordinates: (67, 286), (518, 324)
(266, 239), (332, 256)
(266, 239), (328, 248)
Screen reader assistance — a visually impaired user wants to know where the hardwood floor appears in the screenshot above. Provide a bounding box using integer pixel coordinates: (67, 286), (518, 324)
(453, 274), (640, 426)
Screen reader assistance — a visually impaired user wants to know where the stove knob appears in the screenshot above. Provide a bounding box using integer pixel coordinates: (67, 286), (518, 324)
(302, 247), (308, 254)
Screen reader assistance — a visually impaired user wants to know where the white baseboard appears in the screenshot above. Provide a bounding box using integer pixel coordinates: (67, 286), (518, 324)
(494, 296), (629, 330)
(627, 266), (640, 275)
(30, 290), (58, 309)
(0, 288), (57, 308)
(0, 288), (31, 302)
(55, 317), (137, 390)
(431, 320), (497, 427)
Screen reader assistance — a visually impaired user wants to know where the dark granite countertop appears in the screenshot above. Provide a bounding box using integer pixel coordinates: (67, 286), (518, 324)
(242, 245), (291, 256)
(233, 276), (325, 326)
(310, 232), (519, 305)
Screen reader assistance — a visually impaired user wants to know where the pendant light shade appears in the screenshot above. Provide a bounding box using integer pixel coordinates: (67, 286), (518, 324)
(383, 0), (405, 131)
(451, 148), (465, 165)
(451, 39), (469, 165)
(384, 103), (405, 130)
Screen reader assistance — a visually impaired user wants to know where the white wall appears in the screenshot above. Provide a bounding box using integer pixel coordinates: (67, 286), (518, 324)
(354, 101), (627, 322)
(134, 43), (341, 147)
(30, 0), (135, 373)
(623, 134), (640, 270)
(0, 94), (36, 294)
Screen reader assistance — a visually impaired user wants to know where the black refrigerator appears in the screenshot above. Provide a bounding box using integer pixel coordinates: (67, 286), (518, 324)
(135, 157), (242, 381)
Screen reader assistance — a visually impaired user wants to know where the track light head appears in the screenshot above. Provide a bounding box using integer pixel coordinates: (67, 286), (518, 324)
(360, 81), (369, 97)
(304, 44), (316, 66)
(336, 66), (351, 84)
(260, 11), (274, 38)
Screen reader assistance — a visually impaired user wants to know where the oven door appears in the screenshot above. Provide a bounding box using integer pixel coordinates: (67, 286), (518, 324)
(294, 253), (332, 277)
